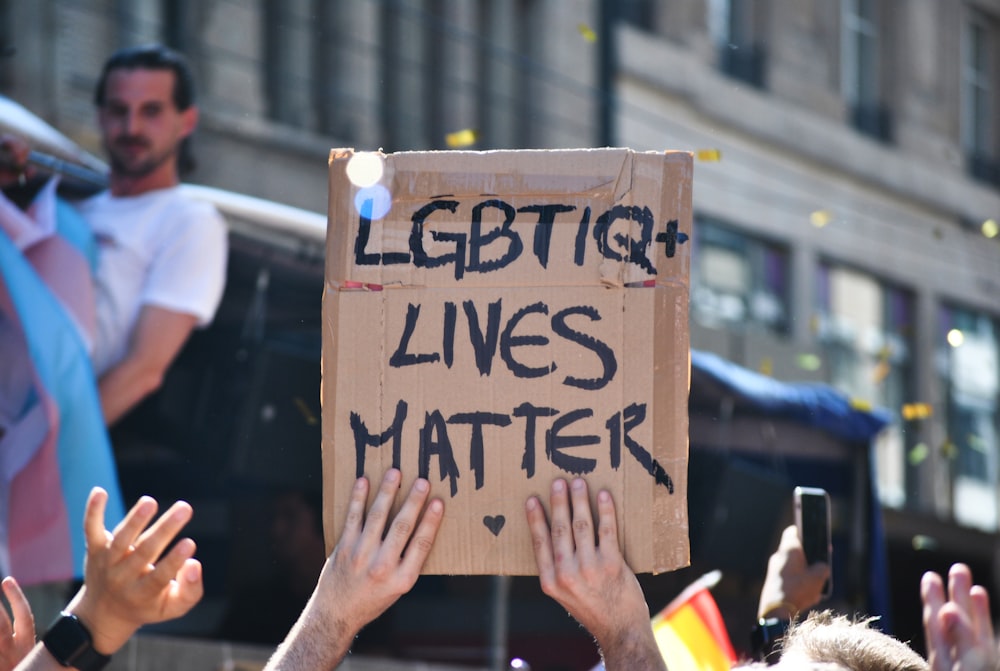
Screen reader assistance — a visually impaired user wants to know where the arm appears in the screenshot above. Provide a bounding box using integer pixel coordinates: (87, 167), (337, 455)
(922, 563), (998, 671)
(14, 487), (203, 670)
(757, 524), (830, 620)
(0, 578), (34, 671)
(98, 305), (197, 426)
(525, 478), (665, 671)
(263, 468), (444, 671)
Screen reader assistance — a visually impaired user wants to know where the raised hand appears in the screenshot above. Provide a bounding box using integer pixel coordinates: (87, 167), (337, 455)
(0, 577), (34, 671)
(525, 478), (665, 671)
(758, 525), (830, 620)
(264, 468), (444, 671)
(922, 563), (998, 671)
(65, 487), (203, 655)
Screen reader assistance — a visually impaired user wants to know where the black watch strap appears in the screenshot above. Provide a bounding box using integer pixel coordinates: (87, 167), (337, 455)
(42, 612), (112, 671)
(750, 616), (790, 663)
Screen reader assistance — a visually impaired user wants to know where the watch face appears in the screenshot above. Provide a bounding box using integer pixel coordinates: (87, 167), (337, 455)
(44, 614), (92, 662)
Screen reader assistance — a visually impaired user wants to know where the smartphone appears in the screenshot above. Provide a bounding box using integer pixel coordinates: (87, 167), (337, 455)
(794, 486), (832, 599)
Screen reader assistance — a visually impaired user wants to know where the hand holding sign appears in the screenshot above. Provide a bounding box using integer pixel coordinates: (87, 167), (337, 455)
(526, 478), (665, 671)
(264, 469), (443, 671)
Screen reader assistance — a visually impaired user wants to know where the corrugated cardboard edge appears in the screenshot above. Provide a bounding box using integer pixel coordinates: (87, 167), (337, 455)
(652, 150), (692, 574)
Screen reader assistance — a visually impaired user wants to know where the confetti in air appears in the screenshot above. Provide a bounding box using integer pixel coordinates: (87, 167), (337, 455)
(577, 23), (597, 42)
(908, 443), (929, 465)
(445, 128), (478, 148)
(982, 218), (998, 239)
(758, 357), (773, 376)
(810, 210), (833, 228)
(696, 149), (722, 162)
(849, 397), (872, 411)
(901, 403), (932, 421)
(946, 328), (964, 347)
(796, 353), (822, 371)
(940, 440), (958, 460)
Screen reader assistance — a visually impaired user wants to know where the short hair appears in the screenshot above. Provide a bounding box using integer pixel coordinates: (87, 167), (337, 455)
(93, 44), (195, 110)
(779, 611), (929, 671)
(93, 44), (198, 174)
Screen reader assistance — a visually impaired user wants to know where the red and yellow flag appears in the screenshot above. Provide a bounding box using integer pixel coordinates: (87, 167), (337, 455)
(652, 571), (737, 671)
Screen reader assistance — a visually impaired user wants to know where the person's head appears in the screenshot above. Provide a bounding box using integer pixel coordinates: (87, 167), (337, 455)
(94, 44), (199, 183)
(735, 610), (929, 671)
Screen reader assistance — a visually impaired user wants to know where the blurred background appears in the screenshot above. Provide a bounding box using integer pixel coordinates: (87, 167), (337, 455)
(2, 1), (999, 669)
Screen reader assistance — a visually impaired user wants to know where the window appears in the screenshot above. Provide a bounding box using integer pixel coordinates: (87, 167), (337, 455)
(815, 264), (915, 507)
(962, 11), (999, 187)
(263, 0), (316, 129)
(709, 0), (767, 88)
(841, 0), (892, 141)
(691, 218), (789, 334)
(937, 306), (1000, 530)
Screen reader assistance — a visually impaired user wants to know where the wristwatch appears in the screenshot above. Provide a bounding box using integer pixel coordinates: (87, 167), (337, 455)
(42, 612), (111, 671)
(750, 616), (790, 663)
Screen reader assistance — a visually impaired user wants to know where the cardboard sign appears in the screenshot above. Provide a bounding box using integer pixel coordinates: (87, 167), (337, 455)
(322, 148), (691, 575)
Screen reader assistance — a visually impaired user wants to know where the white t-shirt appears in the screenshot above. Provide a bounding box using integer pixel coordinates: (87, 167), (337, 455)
(75, 186), (228, 376)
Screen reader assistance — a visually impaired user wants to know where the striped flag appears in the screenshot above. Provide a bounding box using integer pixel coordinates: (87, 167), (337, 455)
(652, 570), (737, 671)
(0, 180), (124, 585)
(591, 570), (737, 671)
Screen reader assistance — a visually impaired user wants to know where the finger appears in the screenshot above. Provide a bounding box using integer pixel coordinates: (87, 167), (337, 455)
(130, 501), (193, 566)
(948, 563), (973, 615)
(398, 496), (444, 577)
(338, 476), (370, 550)
(2, 577), (34, 641)
(163, 559), (204, 620)
(779, 524), (800, 551)
(970, 585), (993, 645)
(940, 602), (978, 656)
(595, 489), (621, 556)
(0, 581), (13, 636)
(568, 479), (596, 564)
(110, 495), (159, 555)
(84, 487), (111, 551)
(381, 477), (432, 558)
(357, 469), (402, 552)
(525, 496), (557, 594)
(141, 538), (196, 593)
(921, 571), (950, 666)
(548, 479), (574, 566)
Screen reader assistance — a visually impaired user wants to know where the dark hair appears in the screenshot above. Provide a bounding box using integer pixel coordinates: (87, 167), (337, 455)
(94, 44), (198, 174)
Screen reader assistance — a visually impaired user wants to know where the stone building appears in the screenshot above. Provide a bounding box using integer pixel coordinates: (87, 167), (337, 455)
(2, 0), (999, 663)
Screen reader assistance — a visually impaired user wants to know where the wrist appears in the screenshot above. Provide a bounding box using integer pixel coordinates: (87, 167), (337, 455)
(758, 599), (798, 621)
(66, 588), (138, 655)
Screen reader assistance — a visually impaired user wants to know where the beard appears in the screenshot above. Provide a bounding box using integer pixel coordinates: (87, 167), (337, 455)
(106, 136), (177, 178)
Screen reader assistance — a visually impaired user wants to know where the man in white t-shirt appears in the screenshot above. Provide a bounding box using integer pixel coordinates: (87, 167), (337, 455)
(82, 45), (227, 426)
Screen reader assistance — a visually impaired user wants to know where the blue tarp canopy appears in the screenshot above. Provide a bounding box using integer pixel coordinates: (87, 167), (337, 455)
(691, 349), (892, 444)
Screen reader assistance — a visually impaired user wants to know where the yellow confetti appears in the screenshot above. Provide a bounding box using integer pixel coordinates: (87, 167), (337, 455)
(810, 210), (833, 228)
(796, 353), (822, 371)
(968, 434), (988, 453)
(578, 23), (597, 42)
(445, 128), (478, 148)
(983, 219), (998, 239)
(908, 443), (929, 465)
(293, 396), (318, 426)
(758, 357), (773, 376)
(940, 439), (958, 460)
(947, 328), (964, 347)
(849, 397), (873, 411)
(872, 359), (890, 384)
(696, 149), (722, 162)
(901, 403), (932, 421)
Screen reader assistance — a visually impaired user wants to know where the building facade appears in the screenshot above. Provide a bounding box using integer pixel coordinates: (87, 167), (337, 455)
(2, 0), (1000, 658)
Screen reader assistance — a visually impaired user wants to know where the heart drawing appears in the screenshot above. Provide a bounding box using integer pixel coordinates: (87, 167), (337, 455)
(483, 515), (506, 536)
